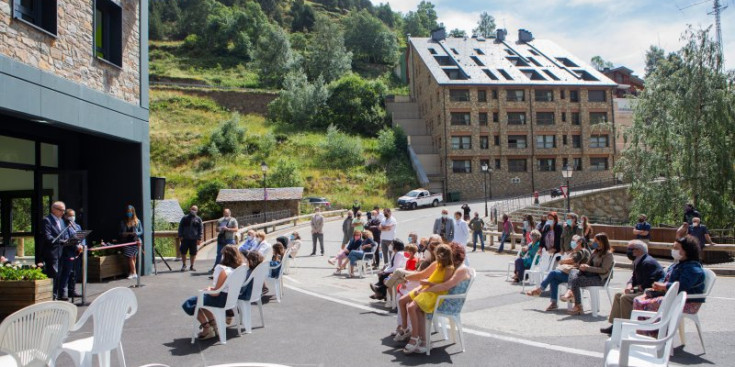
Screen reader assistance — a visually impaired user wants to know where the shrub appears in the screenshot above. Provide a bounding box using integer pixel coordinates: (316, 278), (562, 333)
(376, 127), (396, 162)
(324, 74), (388, 136)
(0, 263), (47, 281)
(210, 114), (246, 155)
(319, 125), (364, 169)
(188, 180), (225, 220)
(270, 158), (304, 187)
(267, 71), (328, 127)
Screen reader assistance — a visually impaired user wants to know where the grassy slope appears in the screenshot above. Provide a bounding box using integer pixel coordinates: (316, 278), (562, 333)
(149, 90), (417, 212)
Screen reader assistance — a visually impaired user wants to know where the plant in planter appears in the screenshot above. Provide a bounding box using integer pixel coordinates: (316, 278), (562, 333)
(87, 242), (127, 282)
(0, 262), (52, 320)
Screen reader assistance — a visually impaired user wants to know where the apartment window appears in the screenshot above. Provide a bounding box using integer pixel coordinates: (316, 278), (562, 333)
(590, 135), (609, 148)
(590, 112), (608, 124)
(479, 112), (488, 126)
(536, 135), (556, 149)
(570, 90), (580, 102)
(588, 90), (607, 102)
(537, 112), (555, 125)
(95, 0), (123, 67)
(492, 112), (499, 123)
(506, 89), (525, 102)
(12, 0), (57, 36)
(508, 135), (527, 148)
(562, 135), (568, 145)
(562, 112), (567, 122)
(452, 160), (472, 173)
(573, 158), (583, 170)
(495, 159), (501, 170)
(450, 112), (471, 125)
(477, 90), (487, 102)
(494, 135), (500, 146)
(535, 90), (554, 102)
(562, 157), (569, 168)
(451, 136), (472, 150)
(508, 159), (527, 172)
(572, 135), (581, 148)
(538, 158), (556, 172)
(590, 157), (609, 171)
(507, 112), (526, 125)
(571, 112), (581, 125)
(561, 90), (566, 99)
(450, 89), (470, 102)
(480, 136), (489, 149)
(492, 90), (498, 99)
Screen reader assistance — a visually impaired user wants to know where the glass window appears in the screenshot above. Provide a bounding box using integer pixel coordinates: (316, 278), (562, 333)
(590, 135), (609, 148)
(534, 90), (554, 102)
(536, 135), (556, 148)
(452, 160), (472, 173)
(573, 158), (583, 170)
(536, 112), (555, 125)
(477, 90), (487, 102)
(570, 90), (580, 102)
(571, 112), (581, 125)
(493, 112), (499, 123)
(507, 112), (526, 125)
(451, 136), (472, 150)
(538, 158), (556, 172)
(40, 143), (58, 168)
(494, 136), (500, 146)
(508, 135), (527, 148)
(506, 89), (525, 102)
(562, 112), (566, 122)
(449, 89), (470, 102)
(590, 112), (608, 124)
(508, 159), (527, 172)
(450, 112), (471, 125)
(479, 112), (488, 126)
(480, 136), (489, 149)
(0, 136), (35, 165)
(588, 90), (607, 102)
(572, 135), (582, 148)
(492, 90), (498, 99)
(95, 0), (123, 67)
(590, 157), (609, 171)
(13, 0), (57, 36)
(495, 159), (501, 169)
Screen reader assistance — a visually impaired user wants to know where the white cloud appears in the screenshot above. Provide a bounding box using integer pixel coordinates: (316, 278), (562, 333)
(368, 0), (431, 13)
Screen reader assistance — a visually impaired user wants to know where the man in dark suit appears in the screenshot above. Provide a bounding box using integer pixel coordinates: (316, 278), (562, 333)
(432, 209), (454, 242)
(600, 240), (664, 335)
(42, 201), (70, 300)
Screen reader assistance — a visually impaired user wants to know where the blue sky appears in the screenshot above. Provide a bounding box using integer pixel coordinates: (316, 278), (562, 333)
(371, 0), (735, 76)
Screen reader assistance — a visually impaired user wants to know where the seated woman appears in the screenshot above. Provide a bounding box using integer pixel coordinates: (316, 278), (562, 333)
(239, 251), (264, 302)
(561, 232), (614, 315)
(394, 244), (457, 354)
(370, 240), (407, 300)
(633, 235), (706, 316)
(182, 245), (243, 339)
(288, 231), (302, 258)
(389, 244), (421, 300)
(270, 242), (285, 278)
(331, 230), (363, 275)
(525, 234), (589, 311)
(346, 231), (376, 277)
(512, 229), (542, 283)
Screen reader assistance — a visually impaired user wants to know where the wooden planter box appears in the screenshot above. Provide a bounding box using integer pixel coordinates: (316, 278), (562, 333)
(0, 278), (53, 320)
(88, 254), (127, 282)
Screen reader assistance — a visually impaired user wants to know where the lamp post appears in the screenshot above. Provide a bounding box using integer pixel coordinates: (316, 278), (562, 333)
(562, 165), (574, 214)
(482, 163), (489, 217)
(261, 161), (268, 222)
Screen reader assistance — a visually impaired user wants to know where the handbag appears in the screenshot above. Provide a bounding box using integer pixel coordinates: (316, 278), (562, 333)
(558, 264), (575, 274)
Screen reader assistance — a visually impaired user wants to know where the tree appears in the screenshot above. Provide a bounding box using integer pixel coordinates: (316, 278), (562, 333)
(267, 71), (328, 127)
(290, 0), (316, 32)
(617, 27), (735, 228)
(644, 45), (666, 78)
(253, 25), (298, 88)
(402, 1), (439, 37)
(324, 74), (388, 135)
(472, 11), (495, 38)
(319, 125), (365, 168)
(270, 158), (304, 187)
(209, 114), (246, 155)
(343, 10), (398, 65)
(448, 28), (466, 38)
(374, 2), (400, 29)
(306, 15), (352, 83)
(590, 55), (614, 71)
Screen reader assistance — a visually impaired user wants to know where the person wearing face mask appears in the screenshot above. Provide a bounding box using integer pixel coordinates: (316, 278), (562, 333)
(342, 211), (354, 247)
(329, 230), (363, 274)
(526, 235), (590, 311)
(239, 229), (258, 254)
(541, 212), (562, 254)
(512, 230), (542, 283)
(121, 205), (144, 279)
(632, 235), (707, 324)
(178, 205), (203, 272)
(518, 215), (535, 247)
(632, 214), (651, 242)
(453, 211), (470, 247)
(370, 240), (406, 300)
(287, 232), (301, 259)
(560, 213), (583, 253)
(57, 209), (84, 300)
(432, 209), (454, 243)
(563, 233), (615, 315)
(212, 209), (238, 272)
(688, 217), (716, 249)
(366, 210), (383, 268)
(470, 212), (486, 252)
(599, 240), (664, 335)
(347, 231), (376, 277)
(497, 214), (515, 254)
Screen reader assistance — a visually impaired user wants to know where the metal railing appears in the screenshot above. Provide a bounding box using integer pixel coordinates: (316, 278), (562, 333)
(236, 210), (292, 226)
(407, 144), (430, 187)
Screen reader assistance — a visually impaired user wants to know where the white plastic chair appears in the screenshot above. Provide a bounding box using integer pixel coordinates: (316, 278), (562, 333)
(424, 268), (477, 356)
(522, 250), (553, 292)
(0, 301), (77, 367)
(266, 248), (291, 303)
(237, 261), (270, 334)
(61, 287), (138, 367)
(505, 248), (523, 281)
(603, 292), (687, 367)
(189, 265), (249, 345)
(356, 243), (380, 278)
(678, 268), (716, 352)
(580, 266), (615, 317)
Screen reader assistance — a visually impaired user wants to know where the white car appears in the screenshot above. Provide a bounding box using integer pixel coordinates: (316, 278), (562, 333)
(397, 189), (443, 210)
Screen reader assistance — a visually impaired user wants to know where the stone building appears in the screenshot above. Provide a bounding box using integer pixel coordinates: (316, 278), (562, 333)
(400, 28), (618, 200)
(602, 66), (644, 98)
(216, 188), (303, 224)
(0, 0), (151, 268)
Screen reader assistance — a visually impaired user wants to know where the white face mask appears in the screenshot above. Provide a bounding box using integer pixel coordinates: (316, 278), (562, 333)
(68, 216), (76, 223)
(546, 220), (553, 226)
(671, 249), (682, 261)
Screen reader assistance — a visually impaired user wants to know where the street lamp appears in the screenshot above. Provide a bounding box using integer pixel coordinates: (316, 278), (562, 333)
(562, 165), (574, 214)
(261, 161), (268, 222)
(482, 162), (489, 217)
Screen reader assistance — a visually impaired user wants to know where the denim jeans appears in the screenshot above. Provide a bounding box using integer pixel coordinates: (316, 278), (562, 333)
(472, 230), (485, 251)
(347, 251), (365, 266)
(213, 238), (235, 268)
(498, 232), (510, 252)
(540, 269), (569, 302)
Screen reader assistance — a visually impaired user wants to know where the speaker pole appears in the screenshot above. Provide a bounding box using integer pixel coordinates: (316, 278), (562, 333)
(150, 177), (171, 272)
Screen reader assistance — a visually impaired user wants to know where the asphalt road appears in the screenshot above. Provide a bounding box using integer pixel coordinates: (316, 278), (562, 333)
(50, 200), (735, 366)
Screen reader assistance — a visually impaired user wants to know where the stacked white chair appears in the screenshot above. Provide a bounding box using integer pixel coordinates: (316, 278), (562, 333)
(189, 265), (249, 345)
(237, 261), (270, 334)
(678, 268), (716, 352)
(266, 248), (291, 303)
(61, 287), (138, 367)
(0, 301), (77, 367)
(604, 291), (687, 367)
(424, 268), (477, 356)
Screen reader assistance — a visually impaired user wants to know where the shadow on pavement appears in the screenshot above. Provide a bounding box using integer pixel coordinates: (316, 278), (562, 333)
(379, 335), (455, 365)
(670, 346), (715, 365)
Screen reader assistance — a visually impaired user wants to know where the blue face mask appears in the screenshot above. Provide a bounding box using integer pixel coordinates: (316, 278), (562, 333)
(566, 219), (572, 226)
(126, 212), (133, 218)
(570, 241), (578, 250)
(546, 220), (553, 226)
(590, 241), (599, 250)
(289, 235), (294, 241)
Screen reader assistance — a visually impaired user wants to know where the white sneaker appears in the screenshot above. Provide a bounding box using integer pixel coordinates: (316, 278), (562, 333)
(127, 274), (138, 279)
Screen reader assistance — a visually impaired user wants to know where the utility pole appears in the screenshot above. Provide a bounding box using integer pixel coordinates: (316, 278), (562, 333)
(709, 0), (727, 58)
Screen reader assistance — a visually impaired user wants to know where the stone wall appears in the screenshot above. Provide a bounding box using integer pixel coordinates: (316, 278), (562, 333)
(225, 200), (300, 224)
(543, 186), (632, 223)
(0, 0), (141, 105)
(153, 86), (278, 116)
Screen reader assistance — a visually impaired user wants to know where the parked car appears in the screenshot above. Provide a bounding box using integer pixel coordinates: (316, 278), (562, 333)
(550, 188), (563, 198)
(397, 189), (443, 210)
(304, 197), (331, 209)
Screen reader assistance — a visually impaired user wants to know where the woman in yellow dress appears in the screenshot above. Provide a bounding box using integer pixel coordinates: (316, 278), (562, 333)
(394, 244), (455, 353)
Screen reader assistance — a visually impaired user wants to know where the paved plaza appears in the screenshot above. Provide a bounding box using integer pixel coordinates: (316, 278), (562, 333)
(53, 202), (735, 366)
